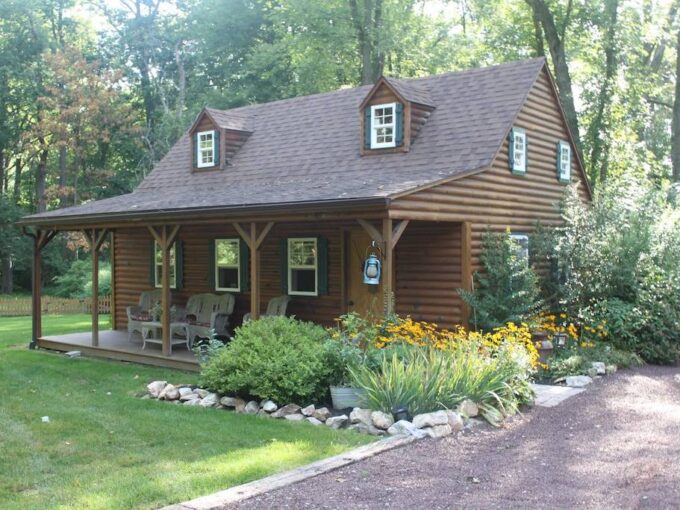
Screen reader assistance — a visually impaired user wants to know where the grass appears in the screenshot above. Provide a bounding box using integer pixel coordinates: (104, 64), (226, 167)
(0, 315), (373, 509)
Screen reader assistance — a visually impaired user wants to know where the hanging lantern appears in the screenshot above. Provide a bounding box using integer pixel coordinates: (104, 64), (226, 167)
(363, 242), (382, 285)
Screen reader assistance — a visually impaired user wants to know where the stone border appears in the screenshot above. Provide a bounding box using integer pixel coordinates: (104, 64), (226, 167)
(160, 435), (415, 510)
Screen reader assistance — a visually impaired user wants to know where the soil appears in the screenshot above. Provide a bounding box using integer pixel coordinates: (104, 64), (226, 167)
(228, 366), (680, 510)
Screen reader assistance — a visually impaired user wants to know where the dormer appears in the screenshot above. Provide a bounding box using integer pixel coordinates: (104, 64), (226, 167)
(359, 76), (435, 155)
(189, 108), (253, 171)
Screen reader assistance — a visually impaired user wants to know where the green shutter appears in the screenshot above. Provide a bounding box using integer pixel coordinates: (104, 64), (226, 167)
(175, 241), (184, 290)
(556, 141), (562, 178)
(524, 134), (528, 173)
(149, 240), (156, 286)
(280, 239), (288, 294)
(395, 103), (404, 147)
(192, 133), (198, 168)
(240, 239), (250, 291)
(213, 129), (220, 167)
(208, 239), (216, 290)
(317, 237), (328, 295)
(508, 128), (515, 170)
(364, 108), (372, 149)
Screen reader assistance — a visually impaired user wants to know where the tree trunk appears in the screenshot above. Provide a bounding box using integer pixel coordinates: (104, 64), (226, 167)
(587, 0), (619, 186)
(525, 0), (582, 156)
(672, 25), (680, 182)
(58, 145), (68, 207)
(13, 157), (22, 204)
(175, 40), (186, 119)
(1, 256), (12, 294)
(349, 0), (385, 85)
(531, 8), (545, 57)
(36, 144), (48, 213)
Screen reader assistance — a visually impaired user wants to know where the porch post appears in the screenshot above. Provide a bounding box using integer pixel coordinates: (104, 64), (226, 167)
(460, 221), (472, 328)
(250, 222), (260, 320)
(91, 234), (99, 346)
(382, 218), (394, 315)
(31, 234), (42, 349)
(161, 226), (171, 356)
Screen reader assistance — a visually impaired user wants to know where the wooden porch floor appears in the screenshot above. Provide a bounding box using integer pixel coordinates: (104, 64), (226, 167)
(37, 330), (199, 372)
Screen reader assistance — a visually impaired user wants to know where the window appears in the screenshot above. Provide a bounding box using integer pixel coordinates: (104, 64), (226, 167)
(154, 241), (177, 289)
(510, 234), (529, 264)
(370, 103), (396, 149)
(215, 239), (240, 291)
(197, 130), (216, 168)
(558, 140), (571, 182)
(510, 127), (527, 174)
(287, 238), (318, 296)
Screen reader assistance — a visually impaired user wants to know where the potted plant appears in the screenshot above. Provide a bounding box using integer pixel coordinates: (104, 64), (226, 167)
(325, 337), (367, 409)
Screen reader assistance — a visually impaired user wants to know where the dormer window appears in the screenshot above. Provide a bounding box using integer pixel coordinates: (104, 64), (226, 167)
(197, 130), (217, 168)
(371, 103), (397, 149)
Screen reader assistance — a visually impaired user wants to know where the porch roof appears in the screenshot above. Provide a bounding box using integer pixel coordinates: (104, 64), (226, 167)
(20, 58), (546, 227)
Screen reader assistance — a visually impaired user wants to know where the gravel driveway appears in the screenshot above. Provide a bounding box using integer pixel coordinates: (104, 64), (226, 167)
(229, 366), (680, 510)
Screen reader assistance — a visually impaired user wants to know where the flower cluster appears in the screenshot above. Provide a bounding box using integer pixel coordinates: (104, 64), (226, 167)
(536, 312), (607, 346)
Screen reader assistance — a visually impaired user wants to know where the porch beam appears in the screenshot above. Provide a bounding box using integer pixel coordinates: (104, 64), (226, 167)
(391, 220), (409, 249)
(460, 221), (472, 329)
(357, 219), (383, 244)
(254, 222), (274, 250)
(232, 222), (251, 245)
(382, 218), (394, 316)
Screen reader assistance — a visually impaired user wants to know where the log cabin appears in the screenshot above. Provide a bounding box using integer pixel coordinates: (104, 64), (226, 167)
(18, 57), (591, 370)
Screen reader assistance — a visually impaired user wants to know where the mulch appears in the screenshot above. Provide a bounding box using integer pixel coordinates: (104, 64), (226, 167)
(227, 365), (680, 510)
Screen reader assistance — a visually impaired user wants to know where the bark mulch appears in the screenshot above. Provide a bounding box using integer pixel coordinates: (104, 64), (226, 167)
(228, 365), (680, 510)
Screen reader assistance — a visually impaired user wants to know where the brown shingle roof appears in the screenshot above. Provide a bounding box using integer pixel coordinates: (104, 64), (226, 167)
(22, 58), (546, 225)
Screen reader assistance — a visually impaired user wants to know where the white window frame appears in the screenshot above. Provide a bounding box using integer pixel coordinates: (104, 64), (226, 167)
(512, 128), (527, 174)
(558, 140), (571, 182)
(509, 234), (529, 264)
(214, 238), (241, 292)
(197, 130), (216, 168)
(287, 237), (318, 296)
(370, 102), (397, 149)
(154, 241), (177, 289)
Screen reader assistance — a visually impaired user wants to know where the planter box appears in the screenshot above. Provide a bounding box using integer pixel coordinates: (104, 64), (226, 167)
(330, 386), (366, 409)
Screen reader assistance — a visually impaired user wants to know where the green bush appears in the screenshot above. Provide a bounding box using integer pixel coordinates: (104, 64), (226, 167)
(459, 230), (542, 331)
(350, 341), (535, 426)
(538, 342), (643, 380)
(200, 316), (332, 403)
(50, 258), (111, 298)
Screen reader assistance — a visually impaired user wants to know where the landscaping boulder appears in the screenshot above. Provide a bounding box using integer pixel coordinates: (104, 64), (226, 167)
(423, 424), (453, 438)
(566, 375), (593, 388)
(349, 408), (373, 426)
(592, 362), (606, 375)
(284, 413), (305, 421)
(262, 400), (278, 413)
(220, 396), (245, 409)
(313, 407), (331, 422)
(371, 411), (394, 430)
(606, 364), (618, 375)
(458, 400), (479, 418)
(349, 423), (386, 436)
(412, 410), (449, 429)
(65, 350), (81, 358)
(178, 387), (193, 399)
(244, 401), (260, 415)
(159, 384), (179, 401)
(194, 388), (209, 398)
(326, 415), (348, 429)
(147, 381), (167, 398)
(199, 393), (220, 407)
(301, 405), (315, 417)
(387, 420), (427, 439)
(306, 417), (323, 426)
(184, 398), (201, 406)
(445, 411), (464, 432)
(271, 404), (301, 418)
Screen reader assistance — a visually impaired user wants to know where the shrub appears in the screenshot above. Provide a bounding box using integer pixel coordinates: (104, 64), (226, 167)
(200, 316), (331, 403)
(458, 230), (542, 331)
(50, 258), (111, 298)
(538, 342), (643, 381)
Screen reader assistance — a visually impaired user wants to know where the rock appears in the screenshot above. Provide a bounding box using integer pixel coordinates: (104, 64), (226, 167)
(147, 380), (167, 398)
(592, 362), (606, 375)
(587, 367), (598, 378)
(140, 394), (151, 400)
(194, 388), (209, 398)
(412, 410), (449, 429)
(244, 401), (260, 414)
(445, 411), (464, 432)
(540, 340), (554, 350)
(41, 416), (50, 423)
(65, 350), (81, 358)
(464, 417), (485, 431)
(349, 423), (386, 436)
(371, 411), (394, 430)
(565, 375), (593, 388)
(349, 408), (373, 426)
(306, 417), (323, 426)
(326, 415), (348, 429)
(262, 400), (278, 413)
(313, 407), (331, 422)
(235, 400), (247, 413)
(423, 424), (453, 438)
(159, 384), (179, 401)
(301, 404), (315, 417)
(178, 387), (193, 399)
(220, 396), (245, 408)
(257, 409), (272, 418)
(184, 398), (201, 406)
(271, 404), (301, 418)
(199, 393), (219, 407)
(284, 413), (305, 421)
(387, 420), (427, 439)
(458, 400), (479, 418)
(606, 364), (618, 375)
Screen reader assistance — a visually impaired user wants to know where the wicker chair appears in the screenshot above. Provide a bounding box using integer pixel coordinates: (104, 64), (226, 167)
(177, 293), (235, 341)
(242, 295), (291, 323)
(126, 289), (165, 341)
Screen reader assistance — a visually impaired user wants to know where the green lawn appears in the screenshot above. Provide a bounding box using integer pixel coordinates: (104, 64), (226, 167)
(0, 315), (372, 509)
